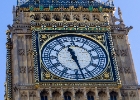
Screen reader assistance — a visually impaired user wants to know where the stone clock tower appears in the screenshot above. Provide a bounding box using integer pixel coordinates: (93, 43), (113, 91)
(4, 0), (140, 100)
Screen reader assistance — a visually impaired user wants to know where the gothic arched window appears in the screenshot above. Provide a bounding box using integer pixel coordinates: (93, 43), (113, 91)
(98, 91), (107, 100)
(110, 91), (118, 100)
(73, 15), (80, 21)
(53, 14), (61, 21)
(93, 14), (100, 21)
(64, 91), (72, 100)
(75, 90), (84, 100)
(63, 14), (70, 21)
(52, 91), (61, 100)
(43, 14), (51, 21)
(41, 96), (48, 100)
(34, 14), (40, 20)
(40, 90), (48, 100)
(87, 91), (94, 100)
(83, 14), (90, 21)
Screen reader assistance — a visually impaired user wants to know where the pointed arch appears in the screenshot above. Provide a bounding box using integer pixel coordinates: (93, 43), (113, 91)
(63, 14), (70, 21)
(52, 91), (61, 100)
(75, 90), (84, 100)
(40, 89), (48, 100)
(83, 14), (90, 21)
(98, 91), (107, 100)
(53, 14), (61, 21)
(129, 91), (136, 100)
(73, 14), (80, 21)
(110, 91), (118, 100)
(43, 14), (51, 21)
(64, 91), (72, 100)
(93, 14), (100, 21)
(34, 14), (40, 20)
(87, 91), (95, 100)
(20, 91), (27, 100)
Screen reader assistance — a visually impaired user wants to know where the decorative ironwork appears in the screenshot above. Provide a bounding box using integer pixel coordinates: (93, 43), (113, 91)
(31, 27), (40, 83)
(106, 30), (121, 85)
(18, 0), (114, 9)
(5, 30), (12, 99)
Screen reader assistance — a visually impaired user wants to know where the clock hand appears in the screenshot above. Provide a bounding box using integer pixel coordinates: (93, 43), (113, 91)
(67, 47), (85, 79)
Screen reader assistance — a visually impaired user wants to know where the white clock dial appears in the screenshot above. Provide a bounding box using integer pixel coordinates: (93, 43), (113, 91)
(41, 34), (108, 80)
(58, 47), (91, 70)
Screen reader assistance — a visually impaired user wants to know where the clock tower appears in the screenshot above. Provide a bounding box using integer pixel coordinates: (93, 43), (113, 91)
(5, 0), (140, 100)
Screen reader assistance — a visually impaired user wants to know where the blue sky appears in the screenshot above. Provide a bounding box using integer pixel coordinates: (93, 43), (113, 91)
(0, 0), (140, 99)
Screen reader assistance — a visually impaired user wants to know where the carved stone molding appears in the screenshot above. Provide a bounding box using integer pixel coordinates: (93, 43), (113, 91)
(16, 85), (35, 90)
(26, 35), (32, 39)
(17, 36), (24, 39)
(122, 85), (137, 90)
(111, 35), (124, 39)
(20, 66), (26, 73)
(98, 91), (106, 97)
(13, 84), (19, 92)
(121, 91), (128, 97)
(28, 66), (34, 73)
(18, 49), (25, 56)
(114, 49), (128, 56)
(118, 66), (123, 73)
(29, 91), (36, 97)
(21, 91), (27, 97)
(112, 35), (116, 39)
(117, 35), (124, 39)
(27, 49), (34, 55)
(129, 91), (136, 97)
(124, 67), (131, 74)
(120, 50), (127, 56)
(114, 49), (119, 56)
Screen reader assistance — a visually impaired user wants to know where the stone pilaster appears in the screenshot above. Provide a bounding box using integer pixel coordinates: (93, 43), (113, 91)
(36, 90), (41, 100)
(118, 89), (122, 100)
(72, 87), (75, 100)
(49, 87), (52, 100)
(61, 87), (64, 100)
(106, 87), (110, 100)
(95, 87), (99, 100)
(23, 35), (28, 84)
(12, 33), (20, 100)
(83, 87), (87, 100)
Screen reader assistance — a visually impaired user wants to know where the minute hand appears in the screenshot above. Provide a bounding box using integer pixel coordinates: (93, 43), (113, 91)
(68, 47), (85, 79)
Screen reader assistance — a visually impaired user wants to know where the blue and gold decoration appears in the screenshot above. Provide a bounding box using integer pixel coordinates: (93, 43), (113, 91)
(31, 18), (121, 87)
(17, 0), (115, 12)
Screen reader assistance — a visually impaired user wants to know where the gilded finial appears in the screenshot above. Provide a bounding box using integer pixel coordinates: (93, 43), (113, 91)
(6, 30), (10, 34)
(35, 83), (40, 89)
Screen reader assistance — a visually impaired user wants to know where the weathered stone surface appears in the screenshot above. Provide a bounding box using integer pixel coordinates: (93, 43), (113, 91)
(5, 4), (140, 100)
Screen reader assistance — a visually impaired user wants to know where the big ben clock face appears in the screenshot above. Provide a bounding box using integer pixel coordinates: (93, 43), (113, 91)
(41, 34), (109, 80)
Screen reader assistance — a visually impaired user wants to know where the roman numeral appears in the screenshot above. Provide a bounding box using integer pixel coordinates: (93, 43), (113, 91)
(85, 68), (94, 77)
(50, 56), (57, 60)
(60, 68), (68, 77)
(92, 56), (99, 60)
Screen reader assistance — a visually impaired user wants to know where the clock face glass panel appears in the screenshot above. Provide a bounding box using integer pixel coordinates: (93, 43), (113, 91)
(41, 34), (108, 80)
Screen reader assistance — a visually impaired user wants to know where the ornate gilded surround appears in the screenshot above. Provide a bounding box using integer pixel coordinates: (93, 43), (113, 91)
(32, 30), (120, 85)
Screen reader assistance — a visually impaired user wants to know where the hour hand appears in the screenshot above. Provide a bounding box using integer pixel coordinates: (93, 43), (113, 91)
(67, 47), (85, 79)
(67, 47), (77, 62)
